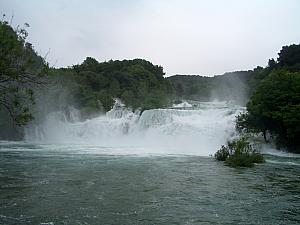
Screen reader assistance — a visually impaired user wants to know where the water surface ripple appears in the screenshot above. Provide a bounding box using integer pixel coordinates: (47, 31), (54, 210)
(0, 143), (299, 225)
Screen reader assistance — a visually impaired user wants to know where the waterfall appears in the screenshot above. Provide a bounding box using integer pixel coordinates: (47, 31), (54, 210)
(25, 101), (244, 155)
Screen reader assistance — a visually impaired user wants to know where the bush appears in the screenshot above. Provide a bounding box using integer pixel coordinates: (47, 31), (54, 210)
(214, 137), (265, 168)
(225, 151), (264, 168)
(214, 145), (229, 161)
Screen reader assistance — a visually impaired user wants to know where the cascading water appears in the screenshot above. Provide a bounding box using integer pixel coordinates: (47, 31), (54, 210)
(25, 101), (244, 155)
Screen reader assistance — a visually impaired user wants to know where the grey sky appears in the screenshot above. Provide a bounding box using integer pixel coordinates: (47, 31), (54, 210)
(1, 0), (300, 76)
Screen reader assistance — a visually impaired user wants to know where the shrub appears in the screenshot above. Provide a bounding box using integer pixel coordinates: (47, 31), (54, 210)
(214, 145), (229, 161)
(215, 137), (265, 168)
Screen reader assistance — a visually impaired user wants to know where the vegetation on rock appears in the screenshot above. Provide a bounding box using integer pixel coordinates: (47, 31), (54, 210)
(214, 137), (265, 168)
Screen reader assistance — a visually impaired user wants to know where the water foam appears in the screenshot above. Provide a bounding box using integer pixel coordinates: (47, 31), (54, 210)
(25, 102), (243, 156)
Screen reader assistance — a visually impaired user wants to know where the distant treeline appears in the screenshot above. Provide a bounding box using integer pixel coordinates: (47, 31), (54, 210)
(167, 71), (254, 105)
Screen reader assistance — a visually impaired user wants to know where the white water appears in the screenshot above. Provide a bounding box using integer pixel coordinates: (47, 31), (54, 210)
(25, 102), (244, 156)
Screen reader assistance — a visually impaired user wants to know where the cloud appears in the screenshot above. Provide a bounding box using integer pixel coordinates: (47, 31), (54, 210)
(1, 0), (300, 76)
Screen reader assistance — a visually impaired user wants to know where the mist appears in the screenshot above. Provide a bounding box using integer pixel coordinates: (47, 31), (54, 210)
(25, 100), (243, 156)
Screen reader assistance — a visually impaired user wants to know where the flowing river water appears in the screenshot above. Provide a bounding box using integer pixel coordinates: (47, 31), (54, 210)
(0, 102), (299, 224)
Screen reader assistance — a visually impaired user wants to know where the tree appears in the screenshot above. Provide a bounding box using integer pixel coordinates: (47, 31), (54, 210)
(0, 20), (48, 126)
(278, 44), (300, 71)
(237, 70), (300, 152)
(66, 57), (173, 113)
(214, 137), (264, 168)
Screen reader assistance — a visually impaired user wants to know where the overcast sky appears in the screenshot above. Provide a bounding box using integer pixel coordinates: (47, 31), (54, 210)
(1, 0), (300, 76)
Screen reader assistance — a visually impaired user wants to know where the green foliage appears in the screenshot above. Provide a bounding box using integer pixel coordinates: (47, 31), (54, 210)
(278, 44), (300, 71)
(58, 58), (173, 115)
(0, 107), (23, 140)
(0, 20), (48, 126)
(214, 145), (229, 161)
(215, 137), (265, 168)
(225, 151), (264, 168)
(237, 70), (300, 152)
